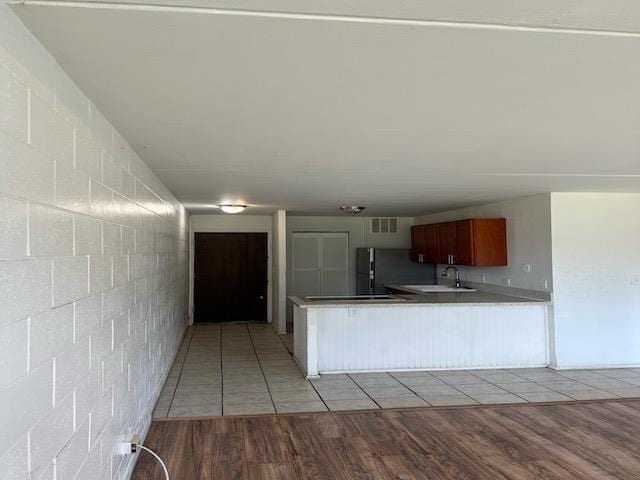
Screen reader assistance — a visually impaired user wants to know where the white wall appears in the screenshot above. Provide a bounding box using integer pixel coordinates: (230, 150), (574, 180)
(189, 214), (273, 324)
(272, 211), (287, 334)
(0, 7), (189, 480)
(550, 193), (640, 368)
(416, 194), (553, 293)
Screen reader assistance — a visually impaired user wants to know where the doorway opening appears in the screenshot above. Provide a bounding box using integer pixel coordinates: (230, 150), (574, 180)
(194, 232), (268, 323)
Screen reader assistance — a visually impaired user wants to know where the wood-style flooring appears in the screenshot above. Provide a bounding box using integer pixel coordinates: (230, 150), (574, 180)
(132, 399), (640, 480)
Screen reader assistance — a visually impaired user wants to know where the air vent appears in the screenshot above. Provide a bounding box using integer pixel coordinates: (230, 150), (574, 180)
(371, 218), (398, 234)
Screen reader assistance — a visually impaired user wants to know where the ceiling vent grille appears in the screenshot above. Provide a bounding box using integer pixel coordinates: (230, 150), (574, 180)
(371, 218), (398, 234)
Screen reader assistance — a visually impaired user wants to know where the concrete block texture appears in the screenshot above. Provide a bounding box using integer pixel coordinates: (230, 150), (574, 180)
(0, 5), (189, 479)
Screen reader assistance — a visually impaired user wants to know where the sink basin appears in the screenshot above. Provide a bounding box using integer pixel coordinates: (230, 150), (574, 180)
(397, 285), (477, 293)
(304, 295), (404, 302)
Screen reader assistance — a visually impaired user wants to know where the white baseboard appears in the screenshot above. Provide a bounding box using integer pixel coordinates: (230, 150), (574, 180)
(550, 363), (640, 370)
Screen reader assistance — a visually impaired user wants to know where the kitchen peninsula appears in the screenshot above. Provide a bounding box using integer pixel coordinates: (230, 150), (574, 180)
(290, 290), (550, 377)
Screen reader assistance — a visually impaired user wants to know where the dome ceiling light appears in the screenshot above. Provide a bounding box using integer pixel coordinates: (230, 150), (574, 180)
(218, 204), (247, 214)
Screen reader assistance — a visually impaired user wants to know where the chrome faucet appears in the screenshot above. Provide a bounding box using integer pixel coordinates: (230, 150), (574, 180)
(442, 266), (462, 289)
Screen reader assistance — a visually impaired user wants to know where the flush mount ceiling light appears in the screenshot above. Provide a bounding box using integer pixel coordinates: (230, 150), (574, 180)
(339, 206), (366, 216)
(218, 204), (247, 214)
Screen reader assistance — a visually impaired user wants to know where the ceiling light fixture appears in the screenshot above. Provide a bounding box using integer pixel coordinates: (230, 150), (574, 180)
(339, 206), (366, 216)
(218, 204), (247, 214)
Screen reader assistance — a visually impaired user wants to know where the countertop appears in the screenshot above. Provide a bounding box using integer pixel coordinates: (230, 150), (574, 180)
(289, 291), (551, 308)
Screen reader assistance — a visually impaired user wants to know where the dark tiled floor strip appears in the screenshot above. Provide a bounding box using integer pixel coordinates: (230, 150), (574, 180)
(154, 324), (640, 418)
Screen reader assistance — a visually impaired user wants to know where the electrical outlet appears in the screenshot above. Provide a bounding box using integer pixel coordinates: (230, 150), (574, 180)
(632, 275), (640, 286)
(114, 434), (140, 456)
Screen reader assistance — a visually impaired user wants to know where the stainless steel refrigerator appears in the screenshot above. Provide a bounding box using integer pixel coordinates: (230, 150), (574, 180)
(356, 248), (437, 295)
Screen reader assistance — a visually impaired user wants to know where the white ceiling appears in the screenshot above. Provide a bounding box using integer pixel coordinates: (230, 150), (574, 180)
(11, 0), (640, 215)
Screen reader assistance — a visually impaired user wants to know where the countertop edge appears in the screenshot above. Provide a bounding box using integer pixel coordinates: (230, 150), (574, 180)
(289, 295), (551, 308)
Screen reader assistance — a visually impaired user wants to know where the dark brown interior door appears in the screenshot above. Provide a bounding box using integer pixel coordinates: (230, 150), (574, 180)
(194, 232), (268, 323)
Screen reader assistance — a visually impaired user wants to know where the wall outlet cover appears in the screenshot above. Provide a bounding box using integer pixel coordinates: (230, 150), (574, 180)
(632, 275), (640, 286)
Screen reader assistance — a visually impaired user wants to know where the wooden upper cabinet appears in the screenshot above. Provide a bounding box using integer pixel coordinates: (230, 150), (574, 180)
(437, 222), (456, 264)
(470, 218), (508, 266)
(423, 224), (439, 263)
(411, 218), (507, 266)
(410, 225), (426, 262)
(454, 220), (473, 265)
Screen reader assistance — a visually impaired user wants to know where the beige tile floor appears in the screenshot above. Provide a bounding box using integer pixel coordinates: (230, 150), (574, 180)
(154, 324), (640, 418)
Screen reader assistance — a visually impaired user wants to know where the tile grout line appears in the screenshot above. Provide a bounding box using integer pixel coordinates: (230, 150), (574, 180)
(275, 330), (293, 356)
(246, 324), (278, 414)
(263, 327), (329, 413)
(499, 368), (604, 401)
(167, 326), (195, 415)
(305, 377), (331, 412)
(389, 372), (472, 407)
(549, 372), (626, 401)
(464, 368), (632, 402)
(346, 374), (383, 410)
(464, 368), (533, 404)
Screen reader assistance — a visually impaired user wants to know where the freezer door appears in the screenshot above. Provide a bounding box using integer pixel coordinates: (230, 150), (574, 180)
(356, 273), (374, 295)
(356, 248), (374, 275)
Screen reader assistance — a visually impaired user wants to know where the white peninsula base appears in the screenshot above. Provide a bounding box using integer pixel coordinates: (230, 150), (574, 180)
(293, 301), (549, 377)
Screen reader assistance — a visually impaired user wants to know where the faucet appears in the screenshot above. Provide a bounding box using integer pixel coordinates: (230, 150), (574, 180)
(442, 266), (462, 289)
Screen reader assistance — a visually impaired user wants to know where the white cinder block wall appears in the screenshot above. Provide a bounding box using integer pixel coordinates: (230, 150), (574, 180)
(0, 6), (189, 480)
(550, 193), (640, 368)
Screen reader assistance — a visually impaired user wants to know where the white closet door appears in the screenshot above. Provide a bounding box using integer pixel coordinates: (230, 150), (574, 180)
(292, 232), (349, 296)
(292, 233), (322, 296)
(320, 233), (349, 295)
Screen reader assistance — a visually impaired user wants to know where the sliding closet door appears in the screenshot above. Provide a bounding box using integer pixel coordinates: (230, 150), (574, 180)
(292, 232), (349, 296)
(319, 233), (349, 295)
(291, 233), (322, 296)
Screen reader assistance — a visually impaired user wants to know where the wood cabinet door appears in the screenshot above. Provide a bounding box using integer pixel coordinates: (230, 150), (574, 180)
(454, 220), (474, 265)
(411, 225), (426, 262)
(424, 224), (439, 263)
(437, 222), (456, 264)
(472, 218), (508, 266)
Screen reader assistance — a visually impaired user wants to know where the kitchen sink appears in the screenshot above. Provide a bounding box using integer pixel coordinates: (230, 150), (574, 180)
(396, 285), (477, 293)
(304, 295), (404, 302)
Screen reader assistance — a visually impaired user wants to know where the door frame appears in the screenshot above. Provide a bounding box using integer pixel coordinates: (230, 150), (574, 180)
(189, 226), (272, 326)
